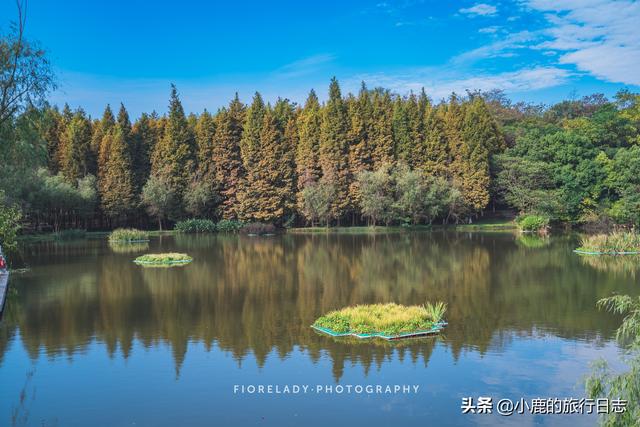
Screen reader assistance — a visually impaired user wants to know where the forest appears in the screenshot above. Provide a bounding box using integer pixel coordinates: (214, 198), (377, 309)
(2, 75), (640, 238)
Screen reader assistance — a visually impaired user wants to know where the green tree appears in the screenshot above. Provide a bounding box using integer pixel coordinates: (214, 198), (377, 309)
(0, 189), (22, 250)
(150, 84), (196, 217)
(319, 78), (350, 223)
(213, 95), (245, 219)
(141, 171), (177, 231)
(296, 90), (323, 211)
(100, 127), (135, 221)
(357, 164), (395, 226)
(60, 108), (92, 183)
(301, 180), (335, 227)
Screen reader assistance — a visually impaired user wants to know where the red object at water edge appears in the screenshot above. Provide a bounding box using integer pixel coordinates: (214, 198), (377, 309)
(0, 256), (6, 269)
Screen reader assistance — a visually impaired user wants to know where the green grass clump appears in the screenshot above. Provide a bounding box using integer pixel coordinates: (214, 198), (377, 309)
(109, 228), (149, 243)
(577, 231), (640, 254)
(216, 219), (243, 233)
(134, 253), (192, 265)
(174, 219), (217, 233)
(313, 302), (446, 336)
(516, 215), (550, 232)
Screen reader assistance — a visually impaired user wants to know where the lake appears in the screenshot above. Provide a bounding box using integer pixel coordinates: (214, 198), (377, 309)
(0, 231), (636, 426)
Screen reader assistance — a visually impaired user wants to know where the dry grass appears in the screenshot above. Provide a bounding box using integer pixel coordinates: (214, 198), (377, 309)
(313, 302), (446, 336)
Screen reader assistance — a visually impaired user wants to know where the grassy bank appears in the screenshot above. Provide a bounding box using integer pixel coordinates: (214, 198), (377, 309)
(313, 302), (446, 337)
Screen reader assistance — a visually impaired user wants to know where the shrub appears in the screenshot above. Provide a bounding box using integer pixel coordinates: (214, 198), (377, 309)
(108, 228), (149, 242)
(174, 219), (216, 233)
(216, 219), (243, 233)
(516, 215), (550, 233)
(577, 231), (640, 254)
(241, 222), (276, 235)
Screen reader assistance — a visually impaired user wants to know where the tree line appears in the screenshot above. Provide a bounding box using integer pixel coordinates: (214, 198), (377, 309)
(2, 78), (515, 231)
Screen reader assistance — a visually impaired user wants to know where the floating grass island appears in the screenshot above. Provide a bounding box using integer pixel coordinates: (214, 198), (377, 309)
(133, 253), (193, 266)
(108, 228), (150, 243)
(574, 232), (640, 255)
(312, 302), (447, 340)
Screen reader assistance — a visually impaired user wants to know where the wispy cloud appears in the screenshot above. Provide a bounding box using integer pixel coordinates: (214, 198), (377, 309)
(478, 26), (500, 34)
(452, 30), (539, 64)
(347, 66), (571, 100)
(272, 54), (336, 79)
(459, 3), (498, 17)
(523, 0), (640, 85)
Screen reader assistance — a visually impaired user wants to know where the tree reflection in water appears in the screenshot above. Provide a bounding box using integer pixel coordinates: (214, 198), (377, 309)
(0, 232), (636, 380)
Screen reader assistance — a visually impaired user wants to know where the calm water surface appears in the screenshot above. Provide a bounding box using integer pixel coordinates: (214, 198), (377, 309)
(1, 231), (638, 426)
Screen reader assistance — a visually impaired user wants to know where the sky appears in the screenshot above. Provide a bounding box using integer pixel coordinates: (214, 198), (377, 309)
(1, 0), (639, 118)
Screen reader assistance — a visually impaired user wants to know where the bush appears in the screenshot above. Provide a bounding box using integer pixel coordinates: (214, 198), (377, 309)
(108, 228), (149, 242)
(174, 219), (216, 233)
(516, 215), (550, 232)
(216, 219), (243, 233)
(241, 222), (276, 235)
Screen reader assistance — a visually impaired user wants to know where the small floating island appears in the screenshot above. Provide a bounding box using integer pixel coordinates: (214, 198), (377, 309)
(134, 253), (193, 267)
(109, 228), (150, 243)
(312, 302), (447, 340)
(574, 232), (640, 255)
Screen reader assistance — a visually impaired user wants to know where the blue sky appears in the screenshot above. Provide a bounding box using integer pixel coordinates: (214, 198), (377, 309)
(1, 0), (638, 117)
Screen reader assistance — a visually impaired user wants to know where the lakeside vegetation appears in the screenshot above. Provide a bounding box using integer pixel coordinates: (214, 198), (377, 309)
(134, 253), (193, 266)
(313, 302), (447, 337)
(108, 228), (150, 243)
(576, 232), (640, 254)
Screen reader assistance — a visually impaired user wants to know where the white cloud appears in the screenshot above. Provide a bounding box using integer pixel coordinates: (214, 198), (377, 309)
(452, 31), (538, 63)
(272, 54), (336, 79)
(459, 3), (498, 17)
(524, 0), (640, 85)
(347, 66), (571, 100)
(478, 26), (500, 34)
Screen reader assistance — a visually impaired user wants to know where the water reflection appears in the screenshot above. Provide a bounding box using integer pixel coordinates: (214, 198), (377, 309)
(1, 232), (634, 381)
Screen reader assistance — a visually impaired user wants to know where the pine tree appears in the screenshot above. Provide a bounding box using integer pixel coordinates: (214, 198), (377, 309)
(150, 84), (196, 217)
(117, 103), (132, 142)
(239, 110), (294, 223)
(393, 96), (411, 165)
(346, 83), (372, 216)
(422, 105), (448, 177)
(295, 90), (323, 211)
(92, 105), (116, 177)
(100, 126), (135, 221)
(369, 89), (394, 168)
(240, 92), (265, 168)
(130, 113), (158, 196)
(213, 95), (245, 219)
(42, 106), (63, 173)
(319, 78), (350, 223)
(61, 108), (92, 183)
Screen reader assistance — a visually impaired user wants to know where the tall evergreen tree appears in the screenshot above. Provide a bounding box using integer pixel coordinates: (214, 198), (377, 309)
(347, 83), (372, 216)
(295, 90), (323, 211)
(369, 89), (394, 168)
(213, 95), (245, 219)
(130, 113), (158, 196)
(92, 105), (116, 177)
(150, 84), (196, 217)
(240, 92), (266, 168)
(422, 105), (449, 177)
(61, 108), (92, 183)
(319, 78), (350, 222)
(239, 110), (294, 223)
(100, 126), (135, 221)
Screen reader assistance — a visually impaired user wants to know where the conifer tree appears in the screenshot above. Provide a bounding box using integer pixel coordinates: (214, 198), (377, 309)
(93, 105), (116, 177)
(240, 92), (265, 168)
(195, 109), (216, 182)
(393, 96), (411, 165)
(346, 83), (372, 216)
(239, 110), (294, 223)
(100, 126), (135, 221)
(61, 108), (92, 183)
(213, 95), (245, 219)
(295, 90), (322, 211)
(369, 89), (394, 168)
(43, 106), (63, 173)
(130, 113), (158, 196)
(319, 77), (350, 223)
(150, 84), (196, 217)
(422, 105), (449, 177)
